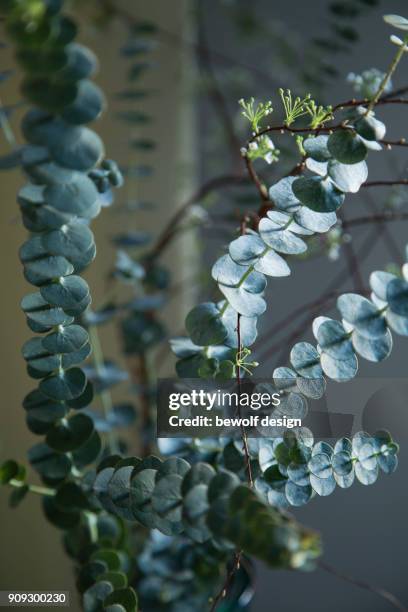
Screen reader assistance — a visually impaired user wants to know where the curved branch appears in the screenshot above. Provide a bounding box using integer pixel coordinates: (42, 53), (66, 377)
(343, 212), (408, 228)
(319, 561), (408, 612)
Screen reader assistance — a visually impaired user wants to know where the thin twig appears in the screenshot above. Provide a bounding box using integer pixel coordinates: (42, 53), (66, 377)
(243, 155), (269, 202)
(359, 163), (405, 267)
(148, 173), (246, 260)
(343, 212), (408, 228)
(381, 139), (408, 147)
(237, 309), (254, 489)
(88, 326), (119, 453)
(209, 551), (242, 612)
(319, 561), (408, 612)
(338, 211), (363, 290)
(363, 180), (408, 188)
(127, 353), (154, 457)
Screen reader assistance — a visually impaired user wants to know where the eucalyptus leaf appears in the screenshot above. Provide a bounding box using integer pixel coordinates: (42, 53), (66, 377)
(290, 342), (322, 378)
(327, 129), (367, 164)
(337, 293), (386, 339)
(28, 442), (72, 480)
(41, 275), (90, 312)
(48, 126), (104, 171)
(258, 217), (307, 254)
(294, 206), (337, 233)
(310, 473), (336, 496)
(21, 291), (74, 328)
(303, 135), (331, 161)
(308, 453), (332, 479)
(218, 302), (258, 348)
(43, 173), (100, 218)
(219, 285), (266, 317)
(24, 255), (73, 286)
(292, 176), (345, 213)
(42, 324), (88, 354)
(354, 114), (386, 142)
(42, 222), (94, 264)
(229, 235), (290, 277)
(370, 271), (396, 301)
(328, 160), (368, 193)
(316, 319), (354, 360)
(62, 80), (105, 124)
(386, 277), (408, 316)
(185, 303), (228, 346)
(285, 481), (313, 506)
(60, 43), (98, 80)
(212, 254), (265, 290)
(386, 310), (408, 336)
(320, 352), (358, 381)
(269, 176), (300, 212)
(351, 328), (392, 362)
(46, 413), (94, 452)
(39, 367), (87, 400)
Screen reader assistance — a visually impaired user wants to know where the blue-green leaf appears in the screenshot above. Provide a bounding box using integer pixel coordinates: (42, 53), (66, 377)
(269, 176), (300, 212)
(294, 206), (337, 233)
(258, 217), (307, 254)
(292, 176), (345, 213)
(370, 270), (396, 301)
(337, 293), (386, 339)
(316, 319), (354, 360)
(327, 129), (367, 164)
(386, 277), (408, 316)
(320, 352), (358, 381)
(185, 302), (228, 346)
(285, 481), (313, 506)
(229, 235), (290, 277)
(328, 160), (368, 193)
(290, 342), (322, 378)
(61, 80), (105, 124)
(39, 367), (87, 401)
(218, 302), (258, 347)
(303, 135), (331, 161)
(351, 328), (392, 362)
(49, 126), (104, 171)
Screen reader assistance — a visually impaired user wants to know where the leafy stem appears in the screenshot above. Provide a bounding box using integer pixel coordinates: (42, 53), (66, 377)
(9, 478), (55, 497)
(88, 325), (118, 454)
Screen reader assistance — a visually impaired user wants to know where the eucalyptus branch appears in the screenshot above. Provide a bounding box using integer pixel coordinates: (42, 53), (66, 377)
(88, 325), (118, 453)
(209, 551), (242, 612)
